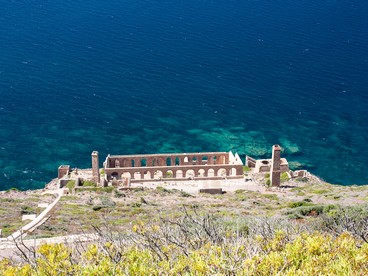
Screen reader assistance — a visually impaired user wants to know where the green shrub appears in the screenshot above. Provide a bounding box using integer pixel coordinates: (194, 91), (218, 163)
(280, 172), (289, 182)
(140, 197), (148, 204)
(82, 180), (96, 187)
(66, 180), (75, 193)
(296, 177), (308, 182)
(5, 187), (19, 193)
(165, 171), (173, 178)
(243, 166), (251, 172)
(114, 190), (126, 198)
(92, 196), (115, 211)
(75, 187), (114, 193)
(265, 179), (271, 186)
(92, 205), (103, 211)
(179, 191), (193, 198)
(288, 201), (312, 208)
(156, 186), (172, 194)
(262, 194), (278, 201)
(286, 204), (338, 219)
(20, 205), (35, 215)
(311, 189), (329, 195)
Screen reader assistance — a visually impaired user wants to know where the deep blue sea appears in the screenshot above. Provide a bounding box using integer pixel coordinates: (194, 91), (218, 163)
(1, 0), (368, 190)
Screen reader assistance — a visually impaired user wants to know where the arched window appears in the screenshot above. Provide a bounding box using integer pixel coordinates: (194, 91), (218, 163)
(176, 170), (183, 178)
(144, 171), (151, 179)
(217, 168), (227, 177)
(185, 169), (195, 178)
(202, 156), (208, 164)
(207, 168), (215, 177)
(165, 170), (174, 178)
(155, 170), (163, 179)
(198, 169), (205, 177)
(111, 172), (119, 180)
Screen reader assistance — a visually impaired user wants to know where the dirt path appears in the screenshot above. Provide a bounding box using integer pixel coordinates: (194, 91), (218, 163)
(0, 233), (99, 260)
(6, 189), (64, 241)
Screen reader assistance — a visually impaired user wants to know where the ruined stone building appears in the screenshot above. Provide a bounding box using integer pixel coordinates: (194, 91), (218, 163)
(100, 151), (244, 184)
(58, 145), (304, 189)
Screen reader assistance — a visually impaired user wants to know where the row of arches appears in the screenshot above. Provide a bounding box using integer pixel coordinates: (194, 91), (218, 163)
(108, 154), (228, 169)
(110, 167), (239, 181)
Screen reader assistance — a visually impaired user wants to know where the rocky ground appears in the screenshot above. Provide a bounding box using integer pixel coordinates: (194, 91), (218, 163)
(1, 171), (367, 242)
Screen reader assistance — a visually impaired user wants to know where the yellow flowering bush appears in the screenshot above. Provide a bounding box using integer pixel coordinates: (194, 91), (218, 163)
(1, 232), (368, 275)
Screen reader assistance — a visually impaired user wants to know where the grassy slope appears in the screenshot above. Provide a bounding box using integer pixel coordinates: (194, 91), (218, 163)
(0, 176), (365, 239)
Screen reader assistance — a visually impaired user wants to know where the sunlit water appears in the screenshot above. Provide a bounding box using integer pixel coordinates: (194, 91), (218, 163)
(0, 0), (368, 190)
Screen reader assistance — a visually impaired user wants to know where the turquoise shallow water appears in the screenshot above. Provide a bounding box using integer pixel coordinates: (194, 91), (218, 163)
(0, 0), (368, 190)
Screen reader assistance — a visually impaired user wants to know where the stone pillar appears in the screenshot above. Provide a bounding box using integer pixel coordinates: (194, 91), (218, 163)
(100, 176), (107, 187)
(58, 165), (70, 179)
(92, 151), (100, 184)
(271, 145), (281, 187)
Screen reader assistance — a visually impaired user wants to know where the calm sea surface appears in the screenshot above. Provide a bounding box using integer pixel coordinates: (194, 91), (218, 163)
(0, 0), (368, 190)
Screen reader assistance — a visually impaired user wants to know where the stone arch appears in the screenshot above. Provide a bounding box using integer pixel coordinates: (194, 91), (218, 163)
(198, 169), (205, 177)
(154, 170), (163, 179)
(131, 159), (135, 167)
(115, 160), (120, 168)
(229, 168), (237, 176)
(184, 156), (189, 163)
(121, 172), (131, 179)
(192, 157), (197, 164)
(185, 169), (195, 178)
(166, 158), (172, 166)
(133, 171), (141, 180)
(165, 169), (174, 178)
(111, 172), (119, 180)
(143, 170), (151, 179)
(217, 168), (227, 177)
(207, 168), (215, 177)
(176, 169), (183, 178)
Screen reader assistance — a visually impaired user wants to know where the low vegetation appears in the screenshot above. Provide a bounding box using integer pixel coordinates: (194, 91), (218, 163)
(2, 179), (368, 274)
(2, 206), (368, 275)
(0, 192), (55, 237)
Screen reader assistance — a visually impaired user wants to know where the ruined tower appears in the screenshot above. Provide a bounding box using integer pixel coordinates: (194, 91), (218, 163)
(91, 151), (100, 184)
(270, 145), (281, 187)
